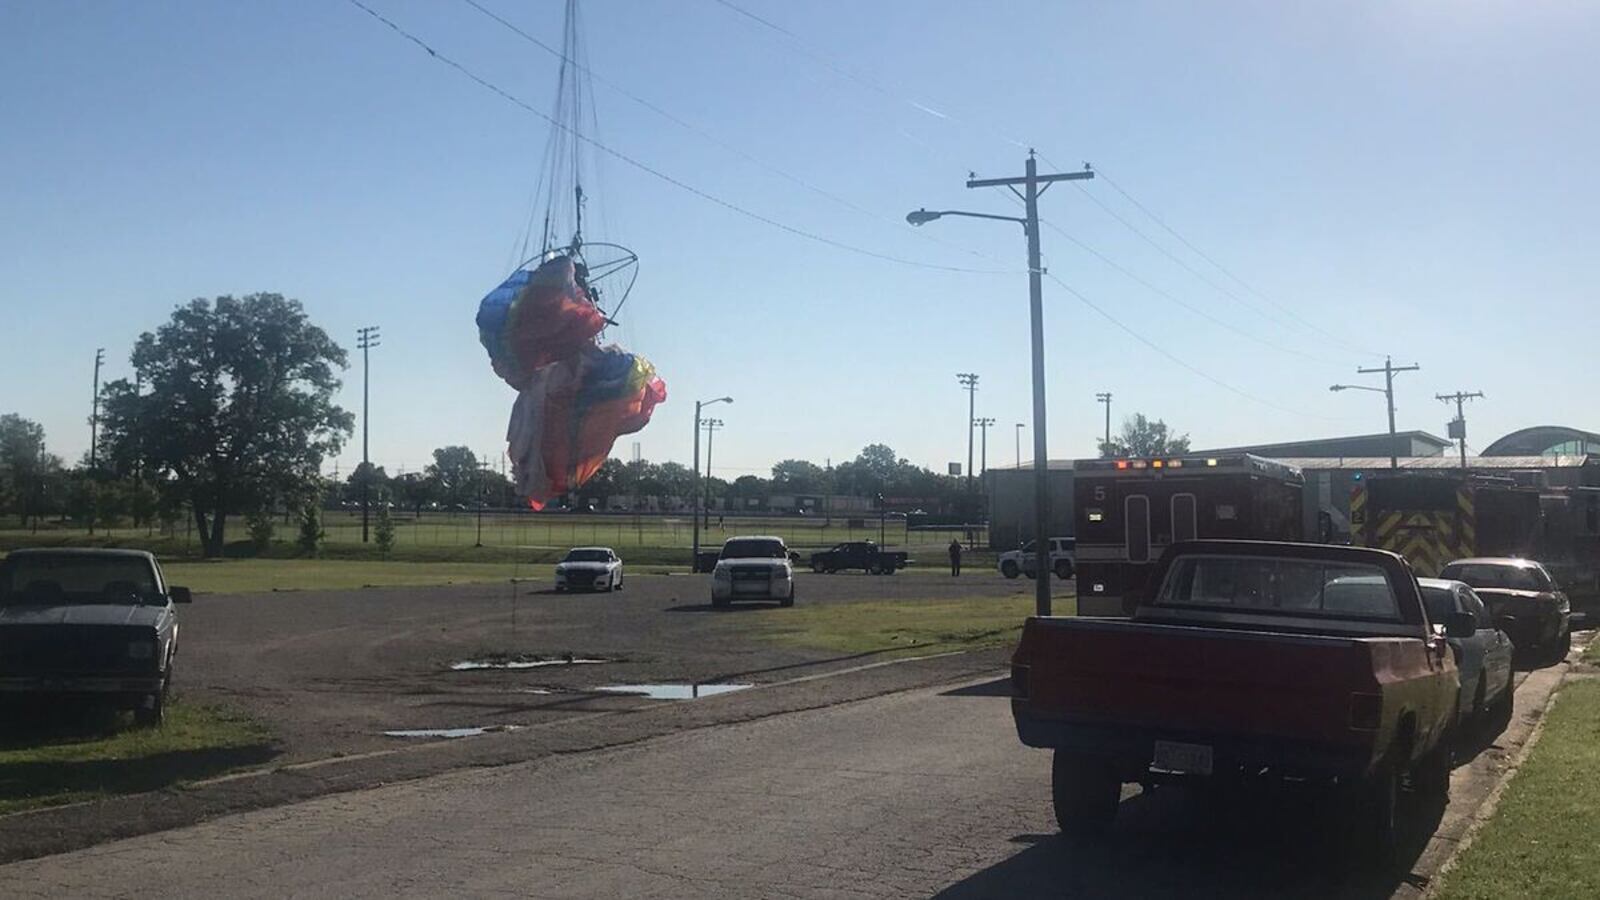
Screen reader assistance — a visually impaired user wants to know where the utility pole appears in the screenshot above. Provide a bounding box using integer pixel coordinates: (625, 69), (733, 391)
(356, 326), (380, 543)
(1355, 356), (1420, 469)
(957, 373), (978, 494)
(1096, 392), (1113, 456)
(1014, 422), (1025, 469)
(701, 418), (723, 529)
(90, 348), (104, 471)
(690, 396), (732, 570)
(911, 153), (1094, 615)
(1436, 391), (1485, 470)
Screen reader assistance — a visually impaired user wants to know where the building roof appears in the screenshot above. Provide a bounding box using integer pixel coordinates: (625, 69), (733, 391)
(1482, 426), (1600, 457)
(1274, 455), (1593, 471)
(1190, 430), (1453, 458)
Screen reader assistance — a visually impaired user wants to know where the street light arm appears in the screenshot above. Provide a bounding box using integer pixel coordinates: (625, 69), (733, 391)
(906, 208), (1027, 228)
(1329, 384), (1385, 394)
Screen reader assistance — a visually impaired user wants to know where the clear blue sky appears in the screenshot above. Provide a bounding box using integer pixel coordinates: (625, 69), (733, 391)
(4, 0), (1596, 482)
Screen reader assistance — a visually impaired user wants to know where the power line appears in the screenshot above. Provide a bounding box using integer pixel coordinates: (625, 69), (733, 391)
(460, 0), (1003, 267)
(1042, 270), (1345, 422)
(343, 0), (1017, 276)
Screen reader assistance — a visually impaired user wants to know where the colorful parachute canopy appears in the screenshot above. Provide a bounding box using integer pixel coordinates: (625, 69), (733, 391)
(478, 255), (667, 508)
(476, 256), (608, 390)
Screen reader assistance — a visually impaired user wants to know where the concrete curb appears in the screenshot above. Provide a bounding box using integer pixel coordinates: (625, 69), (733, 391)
(0, 645), (1011, 865)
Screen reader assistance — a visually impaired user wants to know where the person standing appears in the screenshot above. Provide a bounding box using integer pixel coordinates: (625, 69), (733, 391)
(948, 538), (963, 577)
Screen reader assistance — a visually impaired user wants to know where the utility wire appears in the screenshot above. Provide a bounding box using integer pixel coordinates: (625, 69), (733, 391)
(344, 0), (1017, 275)
(1042, 270), (1347, 422)
(460, 0), (1002, 266)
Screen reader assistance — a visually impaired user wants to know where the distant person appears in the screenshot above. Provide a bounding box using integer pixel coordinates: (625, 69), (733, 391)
(948, 539), (963, 577)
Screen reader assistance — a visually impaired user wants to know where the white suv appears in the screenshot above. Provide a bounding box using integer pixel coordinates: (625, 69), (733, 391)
(998, 537), (1075, 580)
(712, 536), (795, 608)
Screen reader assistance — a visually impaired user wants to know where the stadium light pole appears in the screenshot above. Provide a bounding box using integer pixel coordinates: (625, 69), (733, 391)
(691, 396), (732, 570)
(1014, 422), (1025, 469)
(909, 153), (1095, 617)
(956, 373), (979, 495)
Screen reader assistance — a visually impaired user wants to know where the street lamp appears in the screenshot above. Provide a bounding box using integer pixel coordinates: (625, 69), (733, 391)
(1014, 422), (1025, 469)
(1330, 355), (1419, 470)
(909, 154), (1094, 617)
(691, 395), (733, 570)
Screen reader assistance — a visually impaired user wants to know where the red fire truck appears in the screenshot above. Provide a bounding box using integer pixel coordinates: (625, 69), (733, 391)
(1074, 454), (1304, 616)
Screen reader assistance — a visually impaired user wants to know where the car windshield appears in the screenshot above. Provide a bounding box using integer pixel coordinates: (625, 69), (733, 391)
(0, 556), (160, 605)
(563, 550), (611, 563)
(721, 540), (786, 559)
(1441, 564), (1551, 592)
(1155, 555), (1401, 621)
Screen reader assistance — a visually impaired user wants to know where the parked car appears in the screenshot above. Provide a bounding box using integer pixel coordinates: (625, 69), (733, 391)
(809, 541), (909, 575)
(1011, 540), (1461, 860)
(712, 536), (795, 608)
(998, 537), (1075, 580)
(0, 548), (193, 726)
(1419, 577), (1515, 732)
(554, 547), (623, 592)
(1439, 557), (1572, 664)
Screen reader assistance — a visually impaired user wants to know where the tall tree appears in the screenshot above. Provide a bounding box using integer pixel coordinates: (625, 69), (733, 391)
(425, 446), (480, 506)
(98, 294), (353, 556)
(770, 459), (827, 494)
(1101, 413), (1191, 458)
(0, 414), (59, 527)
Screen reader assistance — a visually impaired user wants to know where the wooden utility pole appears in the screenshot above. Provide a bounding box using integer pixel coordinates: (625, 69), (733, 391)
(1436, 391), (1485, 469)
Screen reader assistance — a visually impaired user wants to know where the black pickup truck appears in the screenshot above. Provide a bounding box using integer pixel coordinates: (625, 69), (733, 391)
(809, 541), (910, 574)
(0, 548), (192, 726)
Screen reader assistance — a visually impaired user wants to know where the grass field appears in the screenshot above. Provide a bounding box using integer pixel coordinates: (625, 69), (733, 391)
(1432, 678), (1600, 899)
(162, 559), (552, 594)
(0, 703), (275, 815)
(753, 592), (1072, 657)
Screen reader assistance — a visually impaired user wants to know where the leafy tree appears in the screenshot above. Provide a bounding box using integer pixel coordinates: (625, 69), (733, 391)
(426, 446), (480, 506)
(1101, 413), (1191, 458)
(246, 507), (276, 552)
(392, 471), (441, 514)
(374, 490), (396, 556)
(127, 480), (160, 530)
(297, 500), (324, 556)
(0, 414), (59, 528)
(344, 462), (389, 506)
(654, 462), (694, 508)
(98, 294), (353, 556)
(770, 459), (828, 494)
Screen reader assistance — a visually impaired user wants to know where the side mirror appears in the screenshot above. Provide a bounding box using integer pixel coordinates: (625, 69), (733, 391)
(169, 586), (193, 604)
(1446, 610), (1476, 639)
(1495, 615), (1517, 635)
(788, 551), (800, 563)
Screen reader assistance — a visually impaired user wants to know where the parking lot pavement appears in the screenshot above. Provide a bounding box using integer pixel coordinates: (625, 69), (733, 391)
(176, 571), (1032, 761)
(0, 660), (1564, 899)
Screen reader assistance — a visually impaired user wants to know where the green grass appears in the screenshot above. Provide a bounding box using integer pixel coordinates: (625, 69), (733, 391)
(1581, 639), (1600, 665)
(0, 703), (276, 815)
(163, 559), (560, 594)
(752, 593), (1074, 657)
(1432, 679), (1600, 900)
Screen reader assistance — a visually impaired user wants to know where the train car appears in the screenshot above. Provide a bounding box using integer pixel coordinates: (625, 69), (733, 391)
(1350, 474), (1542, 577)
(1074, 454), (1305, 616)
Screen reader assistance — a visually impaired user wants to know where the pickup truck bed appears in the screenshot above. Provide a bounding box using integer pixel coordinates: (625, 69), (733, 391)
(1014, 617), (1445, 781)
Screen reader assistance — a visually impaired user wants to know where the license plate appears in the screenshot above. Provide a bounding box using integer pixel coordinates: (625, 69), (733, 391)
(735, 582), (767, 593)
(1153, 740), (1214, 775)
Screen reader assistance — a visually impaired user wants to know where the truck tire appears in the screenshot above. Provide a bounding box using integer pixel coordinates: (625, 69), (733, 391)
(1054, 560), (1074, 580)
(780, 586), (795, 608)
(1488, 679), (1515, 735)
(1350, 767), (1400, 866)
(1413, 738), (1452, 800)
(135, 673), (169, 728)
(1001, 560), (1020, 579)
(1051, 751), (1120, 836)
(812, 560), (827, 573)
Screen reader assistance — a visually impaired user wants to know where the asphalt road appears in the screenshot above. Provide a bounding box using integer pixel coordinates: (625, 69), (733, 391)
(0, 667), (1541, 900)
(178, 570), (1034, 760)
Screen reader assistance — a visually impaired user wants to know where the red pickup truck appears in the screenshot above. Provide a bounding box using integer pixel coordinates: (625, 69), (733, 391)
(1011, 540), (1463, 857)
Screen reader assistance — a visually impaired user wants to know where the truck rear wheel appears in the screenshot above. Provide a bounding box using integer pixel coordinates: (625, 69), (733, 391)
(1413, 739), (1452, 800)
(1051, 751), (1120, 836)
(1054, 560), (1073, 580)
(812, 560), (826, 573)
(1350, 767), (1400, 866)
(1001, 560), (1020, 579)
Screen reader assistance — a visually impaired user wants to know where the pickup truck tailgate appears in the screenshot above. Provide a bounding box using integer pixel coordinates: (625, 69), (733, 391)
(1013, 617), (1414, 762)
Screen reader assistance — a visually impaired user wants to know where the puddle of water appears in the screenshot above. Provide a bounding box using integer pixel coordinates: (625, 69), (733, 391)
(595, 683), (753, 701)
(382, 725), (523, 739)
(450, 657), (608, 671)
